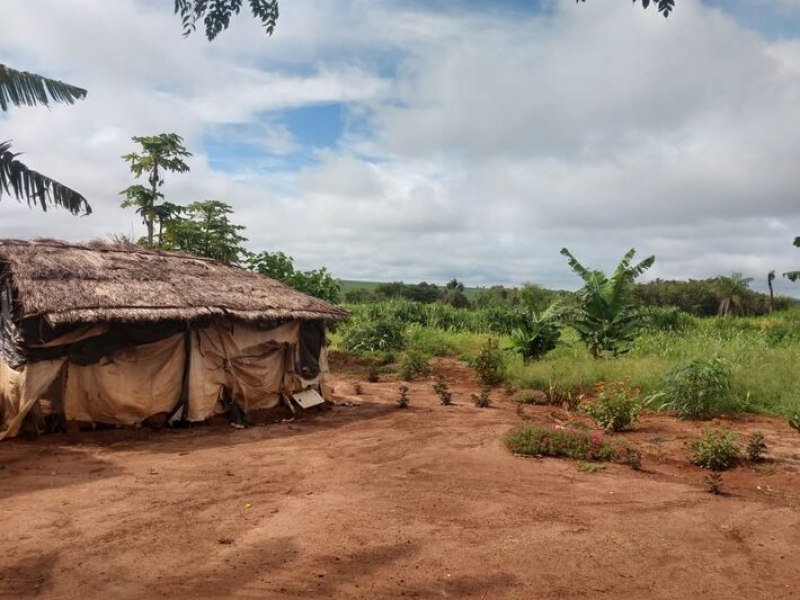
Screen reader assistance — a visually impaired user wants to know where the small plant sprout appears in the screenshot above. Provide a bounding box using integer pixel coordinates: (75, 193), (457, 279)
(397, 385), (410, 409)
(366, 364), (380, 383)
(353, 382), (364, 395)
(745, 431), (767, 462)
(432, 375), (452, 406)
(472, 386), (492, 408)
(473, 338), (504, 386)
(789, 414), (800, 435)
(705, 471), (724, 495)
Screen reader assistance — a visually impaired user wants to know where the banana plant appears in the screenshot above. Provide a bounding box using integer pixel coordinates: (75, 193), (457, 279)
(508, 301), (567, 363)
(561, 247), (655, 358)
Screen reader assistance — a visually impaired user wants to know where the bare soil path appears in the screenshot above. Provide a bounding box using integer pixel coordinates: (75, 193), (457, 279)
(1, 359), (799, 599)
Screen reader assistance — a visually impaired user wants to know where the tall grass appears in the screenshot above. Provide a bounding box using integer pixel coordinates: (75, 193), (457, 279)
(332, 302), (800, 417)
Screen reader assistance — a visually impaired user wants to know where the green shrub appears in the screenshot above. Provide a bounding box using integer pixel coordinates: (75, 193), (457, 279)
(432, 375), (452, 406)
(505, 425), (641, 467)
(687, 428), (742, 471)
(399, 349), (431, 381)
(580, 381), (643, 432)
(660, 357), (735, 419)
(472, 338), (505, 386)
(640, 306), (694, 333)
(513, 389), (548, 405)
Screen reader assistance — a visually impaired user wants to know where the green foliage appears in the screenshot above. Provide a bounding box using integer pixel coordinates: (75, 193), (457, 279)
(0, 64), (89, 214)
(508, 302), (566, 363)
(174, 0), (279, 40)
(472, 338), (505, 386)
(247, 251), (341, 304)
(433, 376), (453, 406)
(687, 428), (742, 471)
(640, 306), (694, 332)
(580, 381), (643, 432)
(745, 432), (767, 462)
(120, 133), (192, 247)
(561, 247), (655, 358)
(397, 385), (410, 409)
(399, 349), (431, 381)
(715, 272), (753, 317)
(472, 385), (492, 408)
(660, 357), (735, 419)
(505, 426), (642, 467)
(161, 200), (247, 264)
(340, 314), (404, 354)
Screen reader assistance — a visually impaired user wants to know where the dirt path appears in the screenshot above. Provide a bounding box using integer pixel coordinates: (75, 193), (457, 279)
(1, 359), (799, 599)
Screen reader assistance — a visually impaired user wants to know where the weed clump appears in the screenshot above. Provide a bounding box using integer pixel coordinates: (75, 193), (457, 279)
(581, 381), (643, 432)
(687, 428), (742, 471)
(660, 357), (735, 419)
(432, 376), (452, 406)
(505, 425), (641, 468)
(353, 382), (364, 395)
(397, 385), (410, 409)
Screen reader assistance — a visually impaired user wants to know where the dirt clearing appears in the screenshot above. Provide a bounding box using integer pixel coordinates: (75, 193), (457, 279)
(1, 359), (799, 599)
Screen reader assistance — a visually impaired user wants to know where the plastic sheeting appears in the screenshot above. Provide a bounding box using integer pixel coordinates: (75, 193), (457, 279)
(0, 318), (318, 438)
(0, 358), (66, 440)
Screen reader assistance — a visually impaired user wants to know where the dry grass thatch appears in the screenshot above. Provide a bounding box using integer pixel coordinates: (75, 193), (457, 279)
(0, 239), (346, 325)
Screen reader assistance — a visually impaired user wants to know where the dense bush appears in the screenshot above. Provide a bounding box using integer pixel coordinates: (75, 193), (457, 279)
(505, 426), (641, 467)
(660, 357), (736, 419)
(687, 429), (742, 470)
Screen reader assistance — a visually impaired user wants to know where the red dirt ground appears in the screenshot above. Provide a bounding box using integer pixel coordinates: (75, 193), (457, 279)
(1, 358), (799, 599)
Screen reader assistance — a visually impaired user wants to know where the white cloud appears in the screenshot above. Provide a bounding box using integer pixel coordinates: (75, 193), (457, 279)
(1, 0), (799, 296)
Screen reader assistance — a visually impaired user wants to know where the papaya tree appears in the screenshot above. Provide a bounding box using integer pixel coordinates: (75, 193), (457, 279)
(561, 247), (655, 358)
(120, 133), (192, 248)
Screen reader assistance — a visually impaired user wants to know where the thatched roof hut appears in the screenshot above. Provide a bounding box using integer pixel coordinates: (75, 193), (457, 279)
(0, 239), (345, 440)
(0, 239), (345, 326)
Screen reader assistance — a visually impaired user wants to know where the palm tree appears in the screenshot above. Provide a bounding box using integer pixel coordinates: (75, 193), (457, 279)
(715, 272), (753, 317)
(0, 64), (90, 214)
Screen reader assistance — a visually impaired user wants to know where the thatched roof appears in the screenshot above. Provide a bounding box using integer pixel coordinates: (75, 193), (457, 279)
(0, 239), (346, 326)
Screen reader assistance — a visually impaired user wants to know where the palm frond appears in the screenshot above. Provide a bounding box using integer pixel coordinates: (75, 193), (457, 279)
(0, 64), (87, 112)
(0, 141), (91, 215)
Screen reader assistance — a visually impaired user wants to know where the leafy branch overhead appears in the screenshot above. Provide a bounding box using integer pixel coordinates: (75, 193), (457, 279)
(174, 0), (279, 40)
(783, 236), (800, 283)
(0, 64), (90, 213)
(576, 0), (676, 18)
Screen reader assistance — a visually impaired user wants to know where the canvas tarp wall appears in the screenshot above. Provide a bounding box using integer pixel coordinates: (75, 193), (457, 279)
(0, 319), (322, 439)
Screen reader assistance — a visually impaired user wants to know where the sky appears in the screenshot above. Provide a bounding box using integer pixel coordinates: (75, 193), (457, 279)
(1, 0), (799, 295)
